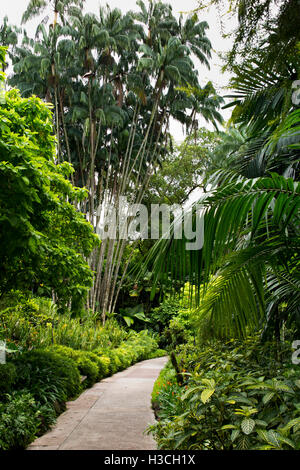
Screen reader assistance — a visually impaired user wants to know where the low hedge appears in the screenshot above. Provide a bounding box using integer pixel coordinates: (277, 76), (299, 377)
(0, 330), (166, 450)
(45, 345), (99, 388)
(47, 330), (164, 385)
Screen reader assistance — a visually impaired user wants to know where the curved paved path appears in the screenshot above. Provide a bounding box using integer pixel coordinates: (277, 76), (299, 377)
(28, 356), (168, 450)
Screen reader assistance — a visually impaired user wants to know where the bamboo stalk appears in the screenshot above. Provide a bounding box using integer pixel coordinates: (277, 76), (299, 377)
(59, 90), (74, 184)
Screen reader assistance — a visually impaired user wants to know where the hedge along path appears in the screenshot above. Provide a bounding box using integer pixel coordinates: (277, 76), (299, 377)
(27, 356), (168, 450)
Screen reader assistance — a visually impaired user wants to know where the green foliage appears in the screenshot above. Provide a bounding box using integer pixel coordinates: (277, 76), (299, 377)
(144, 128), (219, 206)
(159, 318), (190, 350)
(95, 330), (160, 374)
(0, 292), (128, 351)
(106, 349), (123, 374)
(0, 363), (17, 396)
(0, 391), (41, 450)
(82, 351), (111, 380)
(148, 336), (300, 450)
(11, 349), (81, 403)
(149, 298), (181, 333)
(21, 0), (84, 24)
(147, 348), (168, 360)
(151, 360), (178, 406)
(142, 171), (300, 339)
(137, 0), (300, 343)
(0, 325), (163, 450)
(45, 345), (99, 387)
(4, 1), (225, 315)
(196, 1), (300, 71)
(0, 294), (55, 348)
(116, 304), (150, 327)
(0, 68), (99, 313)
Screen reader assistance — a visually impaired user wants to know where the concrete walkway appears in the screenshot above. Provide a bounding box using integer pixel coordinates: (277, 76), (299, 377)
(28, 356), (168, 450)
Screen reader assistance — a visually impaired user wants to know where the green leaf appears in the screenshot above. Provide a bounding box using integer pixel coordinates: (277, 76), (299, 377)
(236, 434), (251, 449)
(221, 424), (237, 430)
(281, 417), (300, 433)
(201, 378), (215, 388)
(277, 435), (295, 449)
(257, 429), (271, 444)
(231, 429), (240, 442)
(273, 381), (292, 392)
(262, 392), (275, 404)
(241, 418), (255, 435)
(123, 316), (134, 326)
(200, 388), (215, 404)
(80, 92), (88, 105)
(266, 430), (280, 447)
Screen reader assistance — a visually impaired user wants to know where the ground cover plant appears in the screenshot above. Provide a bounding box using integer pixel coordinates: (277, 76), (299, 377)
(148, 335), (300, 450)
(0, 327), (164, 450)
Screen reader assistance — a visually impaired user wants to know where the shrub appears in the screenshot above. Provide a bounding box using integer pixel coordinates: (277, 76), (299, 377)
(151, 361), (177, 406)
(147, 348), (168, 360)
(82, 351), (109, 380)
(0, 391), (40, 450)
(35, 402), (57, 436)
(0, 313), (161, 450)
(91, 353), (111, 378)
(159, 318), (189, 350)
(0, 292), (128, 352)
(76, 356), (98, 387)
(148, 337), (300, 450)
(0, 363), (17, 396)
(11, 349), (81, 403)
(91, 330), (159, 376)
(46, 345), (98, 387)
(106, 349), (122, 374)
(149, 298), (181, 333)
(0, 294), (57, 349)
(114, 346), (133, 369)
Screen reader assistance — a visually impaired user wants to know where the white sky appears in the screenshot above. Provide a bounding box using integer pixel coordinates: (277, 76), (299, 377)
(0, 0), (237, 141)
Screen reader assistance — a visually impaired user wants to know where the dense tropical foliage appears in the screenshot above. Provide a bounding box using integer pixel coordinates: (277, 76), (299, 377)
(5, 0), (223, 320)
(141, 0), (300, 342)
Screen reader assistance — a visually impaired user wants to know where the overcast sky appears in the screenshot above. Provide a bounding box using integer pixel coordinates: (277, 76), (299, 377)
(0, 0), (236, 140)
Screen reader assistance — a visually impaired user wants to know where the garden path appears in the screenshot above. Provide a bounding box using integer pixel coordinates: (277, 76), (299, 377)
(27, 355), (168, 450)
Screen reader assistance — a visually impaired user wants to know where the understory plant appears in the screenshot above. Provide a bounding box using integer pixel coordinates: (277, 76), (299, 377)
(0, 328), (165, 450)
(0, 292), (128, 351)
(0, 391), (41, 450)
(148, 336), (300, 450)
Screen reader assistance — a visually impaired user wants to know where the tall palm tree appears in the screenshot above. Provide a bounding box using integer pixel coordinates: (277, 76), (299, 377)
(0, 16), (20, 71)
(132, 0), (178, 49)
(178, 12), (212, 69)
(9, 0), (224, 322)
(21, 0), (84, 26)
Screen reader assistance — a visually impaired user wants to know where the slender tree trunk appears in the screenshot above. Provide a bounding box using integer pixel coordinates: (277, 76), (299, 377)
(88, 78), (96, 226)
(88, 69), (168, 323)
(59, 90), (74, 184)
(52, 63), (60, 162)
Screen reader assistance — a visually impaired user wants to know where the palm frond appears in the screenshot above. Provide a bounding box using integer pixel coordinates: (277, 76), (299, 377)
(137, 173), (299, 336)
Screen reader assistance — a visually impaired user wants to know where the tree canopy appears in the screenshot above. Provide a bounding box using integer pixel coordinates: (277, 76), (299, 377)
(0, 46), (98, 313)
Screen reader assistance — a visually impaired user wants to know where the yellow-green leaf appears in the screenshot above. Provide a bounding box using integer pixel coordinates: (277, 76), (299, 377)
(201, 388), (215, 404)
